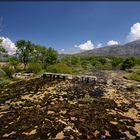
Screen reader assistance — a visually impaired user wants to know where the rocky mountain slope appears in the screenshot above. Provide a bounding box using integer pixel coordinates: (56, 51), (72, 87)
(80, 39), (140, 56)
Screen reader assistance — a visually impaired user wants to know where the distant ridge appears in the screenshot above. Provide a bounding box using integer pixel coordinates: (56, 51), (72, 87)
(79, 39), (140, 56)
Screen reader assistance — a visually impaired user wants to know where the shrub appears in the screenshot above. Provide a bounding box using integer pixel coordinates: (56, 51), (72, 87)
(46, 63), (73, 74)
(128, 73), (140, 82)
(37, 69), (46, 75)
(111, 57), (123, 69)
(0, 79), (9, 87)
(1, 64), (15, 78)
(9, 56), (19, 71)
(98, 57), (107, 65)
(81, 60), (93, 69)
(121, 57), (136, 70)
(26, 62), (42, 74)
(126, 84), (137, 91)
(83, 95), (93, 103)
(0, 68), (6, 77)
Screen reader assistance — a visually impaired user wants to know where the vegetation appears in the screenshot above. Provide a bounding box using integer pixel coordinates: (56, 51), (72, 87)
(0, 68), (6, 77)
(15, 40), (34, 70)
(1, 64), (15, 78)
(126, 84), (137, 91)
(1, 38), (140, 83)
(0, 39), (7, 54)
(46, 63), (73, 74)
(129, 73), (140, 81)
(26, 62), (42, 74)
(121, 57), (136, 70)
(9, 56), (19, 71)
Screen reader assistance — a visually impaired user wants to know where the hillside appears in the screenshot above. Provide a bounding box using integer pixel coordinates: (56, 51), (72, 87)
(80, 40), (140, 56)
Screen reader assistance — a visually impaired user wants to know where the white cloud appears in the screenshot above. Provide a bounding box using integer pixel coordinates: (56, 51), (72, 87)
(60, 49), (64, 52)
(0, 37), (17, 55)
(96, 43), (102, 48)
(75, 40), (94, 50)
(107, 40), (119, 46)
(127, 23), (140, 42)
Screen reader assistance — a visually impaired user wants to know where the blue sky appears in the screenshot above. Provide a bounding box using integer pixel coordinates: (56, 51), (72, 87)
(0, 2), (140, 54)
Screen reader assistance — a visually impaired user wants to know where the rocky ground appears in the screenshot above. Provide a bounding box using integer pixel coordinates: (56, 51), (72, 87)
(0, 70), (140, 139)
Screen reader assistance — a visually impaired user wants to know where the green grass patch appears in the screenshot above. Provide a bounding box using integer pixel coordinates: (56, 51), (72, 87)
(46, 63), (73, 74)
(124, 65), (140, 81)
(125, 72), (140, 82)
(37, 69), (46, 75)
(126, 84), (137, 91)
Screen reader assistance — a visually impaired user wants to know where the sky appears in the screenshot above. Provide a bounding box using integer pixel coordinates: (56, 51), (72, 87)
(0, 2), (140, 54)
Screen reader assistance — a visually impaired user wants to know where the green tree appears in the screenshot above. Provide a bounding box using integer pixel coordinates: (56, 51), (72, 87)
(81, 60), (92, 69)
(111, 57), (123, 68)
(61, 55), (72, 66)
(121, 57), (136, 70)
(45, 47), (58, 66)
(71, 55), (81, 66)
(98, 57), (107, 65)
(61, 55), (81, 67)
(32, 45), (48, 68)
(15, 40), (34, 69)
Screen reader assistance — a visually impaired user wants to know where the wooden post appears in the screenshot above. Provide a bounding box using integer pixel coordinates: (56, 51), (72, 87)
(57, 75), (60, 79)
(63, 76), (65, 80)
(81, 77), (84, 82)
(86, 77), (89, 83)
(43, 74), (46, 79)
(53, 75), (55, 79)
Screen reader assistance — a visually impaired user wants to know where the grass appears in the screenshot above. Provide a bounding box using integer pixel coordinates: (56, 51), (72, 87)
(124, 65), (140, 82)
(37, 69), (46, 75)
(46, 63), (73, 74)
(0, 76), (11, 87)
(78, 94), (93, 104)
(129, 73), (140, 81)
(126, 84), (137, 91)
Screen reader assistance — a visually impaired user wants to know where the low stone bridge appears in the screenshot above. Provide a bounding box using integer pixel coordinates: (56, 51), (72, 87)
(42, 73), (97, 83)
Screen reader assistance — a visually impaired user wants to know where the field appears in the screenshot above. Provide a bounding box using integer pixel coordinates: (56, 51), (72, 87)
(0, 70), (140, 139)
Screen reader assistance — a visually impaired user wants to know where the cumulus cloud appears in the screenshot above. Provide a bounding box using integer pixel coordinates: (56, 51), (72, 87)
(75, 40), (94, 50)
(127, 23), (140, 42)
(0, 37), (16, 55)
(96, 43), (102, 48)
(107, 40), (119, 46)
(60, 49), (64, 52)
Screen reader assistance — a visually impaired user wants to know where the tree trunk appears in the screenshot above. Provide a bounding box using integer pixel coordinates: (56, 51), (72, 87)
(24, 63), (27, 70)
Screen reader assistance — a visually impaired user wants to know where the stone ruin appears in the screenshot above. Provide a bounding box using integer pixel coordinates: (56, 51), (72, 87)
(42, 73), (97, 83)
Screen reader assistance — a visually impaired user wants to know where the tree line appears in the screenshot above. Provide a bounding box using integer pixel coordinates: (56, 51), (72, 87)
(0, 38), (140, 77)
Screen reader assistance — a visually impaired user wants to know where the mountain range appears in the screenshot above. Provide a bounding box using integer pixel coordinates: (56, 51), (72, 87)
(79, 39), (140, 56)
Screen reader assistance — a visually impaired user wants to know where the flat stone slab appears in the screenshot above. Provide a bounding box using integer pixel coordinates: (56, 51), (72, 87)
(42, 73), (97, 82)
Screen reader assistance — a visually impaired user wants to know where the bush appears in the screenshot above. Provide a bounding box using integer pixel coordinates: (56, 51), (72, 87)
(127, 73), (140, 82)
(37, 69), (46, 75)
(1, 64), (15, 78)
(46, 63), (73, 74)
(0, 79), (9, 87)
(111, 57), (123, 69)
(121, 57), (136, 70)
(126, 84), (137, 91)
(0, 68), (6, 77)
(81, 60), (93, 69)
(26, 62), (42, 74)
